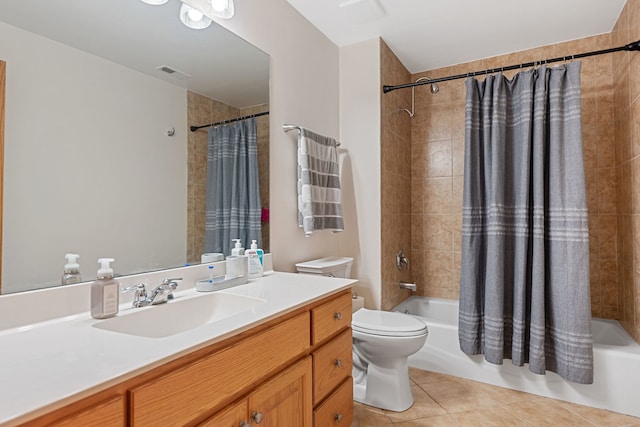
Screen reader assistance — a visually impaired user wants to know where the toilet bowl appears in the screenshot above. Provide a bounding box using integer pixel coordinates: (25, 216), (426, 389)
(352, 308), (428, 412)
(295, 256), (428, 412)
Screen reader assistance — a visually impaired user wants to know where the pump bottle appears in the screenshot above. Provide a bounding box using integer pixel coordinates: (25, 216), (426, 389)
(61, 253), (82, 285)
(246, 240), (264, 279)
(231, 239), (244, 256)
(91, 258), (119, 319)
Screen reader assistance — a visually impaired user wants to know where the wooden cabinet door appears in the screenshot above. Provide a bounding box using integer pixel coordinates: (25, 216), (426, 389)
(199, 399), (249, 427)
(248, 356), (313, 427)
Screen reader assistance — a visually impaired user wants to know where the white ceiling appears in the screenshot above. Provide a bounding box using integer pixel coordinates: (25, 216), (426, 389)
(286, 0), (628, 73)
(0, 0), (269, 108)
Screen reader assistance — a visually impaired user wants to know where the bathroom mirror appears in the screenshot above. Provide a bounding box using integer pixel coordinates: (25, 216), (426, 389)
(0, 0), (270, 294)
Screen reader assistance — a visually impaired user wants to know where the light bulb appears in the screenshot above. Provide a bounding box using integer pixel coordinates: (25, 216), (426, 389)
(179, 3), (212, 29)
(211, 0), (228, 12)
(187, 8), (204, 21)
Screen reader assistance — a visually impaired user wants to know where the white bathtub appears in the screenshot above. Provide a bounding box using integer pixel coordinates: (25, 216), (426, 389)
(393, 296), (640, 417)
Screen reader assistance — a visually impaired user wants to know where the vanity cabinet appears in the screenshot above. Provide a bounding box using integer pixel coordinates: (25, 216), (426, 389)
(200, 356), (312, 427)
(310, 292), (354, 426)
(16, 289), (353, 427)
(130, 312), (311, 426)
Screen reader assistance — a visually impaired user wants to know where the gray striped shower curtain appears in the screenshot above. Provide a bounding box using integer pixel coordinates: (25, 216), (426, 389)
(458, 62), (593, 384)
(204, 118), (262, 257)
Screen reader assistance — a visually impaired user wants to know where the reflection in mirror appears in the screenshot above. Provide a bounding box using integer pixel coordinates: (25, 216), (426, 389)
(0, 0), (269, 294)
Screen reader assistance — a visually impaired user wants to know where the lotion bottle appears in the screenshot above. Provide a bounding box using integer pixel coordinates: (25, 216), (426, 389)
(246, 240), (264, 279)
(231, 239), (244, 256)
(61, 253), (82, 285)
(91, 258), (119, 319)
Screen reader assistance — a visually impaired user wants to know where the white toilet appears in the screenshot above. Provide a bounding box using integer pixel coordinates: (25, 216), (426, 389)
(352, 308), (428, 411)
(295, 256), (429, 413)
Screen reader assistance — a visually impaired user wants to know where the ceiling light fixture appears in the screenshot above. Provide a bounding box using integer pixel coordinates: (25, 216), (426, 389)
(179, 2), (212, 29)
(209, 0), (234, 18)
(139, 0), (234, 31)
(183, 0), (235, 20)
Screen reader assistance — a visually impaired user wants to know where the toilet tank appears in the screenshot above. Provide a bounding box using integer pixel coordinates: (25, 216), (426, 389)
(295, 256), (354, 278)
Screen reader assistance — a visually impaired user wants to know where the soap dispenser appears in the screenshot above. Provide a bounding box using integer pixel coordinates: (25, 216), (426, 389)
(61, 253), (82, 285)
(91, 258), (119, 319)
(246, 240), (264, 279)
(231, 239), (244, 256)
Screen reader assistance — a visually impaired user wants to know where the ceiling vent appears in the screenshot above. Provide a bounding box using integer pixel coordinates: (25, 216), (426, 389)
(155, 65), (191, 80)
(338, 0), (385, 24)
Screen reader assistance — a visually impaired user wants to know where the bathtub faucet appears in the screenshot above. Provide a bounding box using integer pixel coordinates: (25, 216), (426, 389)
(399, 282), (417, 292)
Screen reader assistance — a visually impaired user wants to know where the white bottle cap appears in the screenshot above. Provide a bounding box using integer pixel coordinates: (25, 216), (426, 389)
(64, 253), (80, 270)
(97, 258), (115, 278)
(250, 240), (258, 250)
(233, 239), (242, 248)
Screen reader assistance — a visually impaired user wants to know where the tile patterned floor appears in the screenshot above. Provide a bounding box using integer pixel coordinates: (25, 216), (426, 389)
(350, 368), (640, 427)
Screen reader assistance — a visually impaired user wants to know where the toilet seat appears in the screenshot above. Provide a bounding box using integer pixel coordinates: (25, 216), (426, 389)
(352, 308), (427, 337)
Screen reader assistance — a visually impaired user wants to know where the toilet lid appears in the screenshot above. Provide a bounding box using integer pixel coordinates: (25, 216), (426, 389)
(352, 309), (428, 337)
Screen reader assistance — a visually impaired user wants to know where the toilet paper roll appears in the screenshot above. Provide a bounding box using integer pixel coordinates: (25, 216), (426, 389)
(201, 253), (224, 263)
(352, 295), (365, 313)
(226, 256), (249, 283)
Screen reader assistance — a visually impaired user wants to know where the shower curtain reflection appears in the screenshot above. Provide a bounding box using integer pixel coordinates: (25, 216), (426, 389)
(204, 118), (262, 257)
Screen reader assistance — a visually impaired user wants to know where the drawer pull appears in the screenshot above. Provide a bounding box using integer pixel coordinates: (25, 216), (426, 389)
(334, 312), (343, 320)
(334, 358), (343, 368)
(335, 413), (343, 423)
(251, 411), (264, 424)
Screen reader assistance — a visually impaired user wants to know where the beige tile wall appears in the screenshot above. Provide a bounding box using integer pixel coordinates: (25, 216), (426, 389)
(405, 35), (620, 318)
(186, 91), (269, 263)
(613, 0), (640, 342)
(380, 40), (413, 310)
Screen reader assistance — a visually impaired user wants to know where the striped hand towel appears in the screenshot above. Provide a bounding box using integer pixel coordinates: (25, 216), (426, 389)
(297, 128), (344, 236)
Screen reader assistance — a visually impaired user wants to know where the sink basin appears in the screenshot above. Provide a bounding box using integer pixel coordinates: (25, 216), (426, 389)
(92, 292), (265, 338)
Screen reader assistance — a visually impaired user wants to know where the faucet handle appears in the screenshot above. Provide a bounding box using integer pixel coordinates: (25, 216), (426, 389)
(121, 283), (147, 299)
(121, 283), (148, 307)
(160, 278), (182, 300)
(121, 283), (147, 295)
(161, 277), (182, 288)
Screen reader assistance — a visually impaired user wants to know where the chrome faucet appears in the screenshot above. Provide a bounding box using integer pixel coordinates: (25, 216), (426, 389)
(122, 278), (182, 308)
(399, 281), (417, 292)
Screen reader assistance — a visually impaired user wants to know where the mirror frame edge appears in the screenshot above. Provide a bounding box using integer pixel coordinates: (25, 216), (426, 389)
(0, 60), (5, 294)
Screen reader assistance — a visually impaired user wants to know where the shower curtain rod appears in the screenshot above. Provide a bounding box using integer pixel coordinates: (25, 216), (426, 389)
(383, 40), (640, 94)
(190, 111), (269, 132)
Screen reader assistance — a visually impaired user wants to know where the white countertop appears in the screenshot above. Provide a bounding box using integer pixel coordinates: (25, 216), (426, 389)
(0, 271), (356, 426)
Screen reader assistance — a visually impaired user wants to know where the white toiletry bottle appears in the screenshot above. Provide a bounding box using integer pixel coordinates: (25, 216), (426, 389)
(231, 239), (244, 256)
(91, 258), (119, 319)
(246, 240), (264, 279)
(61, 253), (82, 285)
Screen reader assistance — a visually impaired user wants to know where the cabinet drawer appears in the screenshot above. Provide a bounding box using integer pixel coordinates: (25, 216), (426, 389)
(313, 328), (352, 405)
(313, 377), (353, 427)
(53, 395), (125, 427)
(130, 312), (310, 427)
(312, 292), (352, 345)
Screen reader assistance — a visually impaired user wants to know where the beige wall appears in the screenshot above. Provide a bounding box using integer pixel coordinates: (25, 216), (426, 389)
(1, 21), (187, 293)
(339, 39), (382, 308)
(613, 0), (640, 342)
(214, 0), (349, 273)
